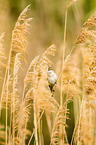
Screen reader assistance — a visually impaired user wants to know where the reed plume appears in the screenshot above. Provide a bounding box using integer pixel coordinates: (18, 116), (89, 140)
(0, 5), (32, 145)
(0, 32), (6, 109)
(24, 44), (60, 145)
(71, 10), (96, 145)
(0, 32), (6, 145)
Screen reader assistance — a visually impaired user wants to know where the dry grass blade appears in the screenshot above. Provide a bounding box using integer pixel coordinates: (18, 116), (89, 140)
(67, 0), (77, 8)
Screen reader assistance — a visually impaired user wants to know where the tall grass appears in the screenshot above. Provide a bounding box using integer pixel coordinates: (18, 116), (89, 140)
(0, 2), (96, 145)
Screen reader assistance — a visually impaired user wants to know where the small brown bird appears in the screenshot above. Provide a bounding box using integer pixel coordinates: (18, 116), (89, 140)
(47, 67), (57, 92)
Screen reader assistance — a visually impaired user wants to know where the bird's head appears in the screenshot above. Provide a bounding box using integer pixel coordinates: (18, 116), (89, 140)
(48, 66), (53, 71)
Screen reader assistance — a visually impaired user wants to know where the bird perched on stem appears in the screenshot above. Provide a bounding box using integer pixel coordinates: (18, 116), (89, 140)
(47, 67), (57, 92)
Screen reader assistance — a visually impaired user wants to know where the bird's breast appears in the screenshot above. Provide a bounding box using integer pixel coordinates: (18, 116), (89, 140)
(48, 76), (57, 85)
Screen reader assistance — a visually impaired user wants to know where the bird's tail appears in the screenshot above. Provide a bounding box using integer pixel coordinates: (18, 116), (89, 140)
(49, 85), (55, 93)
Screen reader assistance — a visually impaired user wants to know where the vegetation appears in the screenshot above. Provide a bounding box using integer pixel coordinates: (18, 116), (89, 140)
(0, 0), (96, 145)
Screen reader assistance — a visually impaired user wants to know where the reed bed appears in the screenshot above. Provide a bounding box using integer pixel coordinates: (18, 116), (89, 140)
(0, 1), (96, 145)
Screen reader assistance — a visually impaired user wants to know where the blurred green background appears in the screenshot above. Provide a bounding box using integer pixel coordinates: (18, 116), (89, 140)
(0, 0), (96, 144)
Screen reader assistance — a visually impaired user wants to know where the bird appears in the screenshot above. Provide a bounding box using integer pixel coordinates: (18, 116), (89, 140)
(47, 67), (57, 92)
